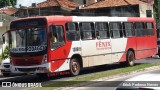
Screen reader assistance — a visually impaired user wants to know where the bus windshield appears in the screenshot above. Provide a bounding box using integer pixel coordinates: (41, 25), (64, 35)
(9, 28), (47, 53)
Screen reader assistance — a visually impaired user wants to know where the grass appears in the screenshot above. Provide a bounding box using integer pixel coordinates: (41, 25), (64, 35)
(29, 62), (160, 90)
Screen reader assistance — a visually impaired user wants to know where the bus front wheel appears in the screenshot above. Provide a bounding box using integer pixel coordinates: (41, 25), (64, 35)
(126, 51), (135, 66)
(70, 58), (80, 76)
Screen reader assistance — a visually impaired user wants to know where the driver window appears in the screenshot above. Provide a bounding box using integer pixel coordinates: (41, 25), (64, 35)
(50, 25), (65, 50)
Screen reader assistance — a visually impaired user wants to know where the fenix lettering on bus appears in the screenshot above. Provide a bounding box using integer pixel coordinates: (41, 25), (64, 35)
(96, 41), (111, 48)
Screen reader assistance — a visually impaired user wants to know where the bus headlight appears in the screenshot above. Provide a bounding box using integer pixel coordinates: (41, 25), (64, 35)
(42, 54), (47, 64)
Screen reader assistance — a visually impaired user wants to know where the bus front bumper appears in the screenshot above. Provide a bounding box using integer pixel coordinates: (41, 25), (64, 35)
(10, 63), (51, 74)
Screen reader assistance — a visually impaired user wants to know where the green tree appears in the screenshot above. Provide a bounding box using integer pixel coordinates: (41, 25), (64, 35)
(0, 0), (17, 7)
(154, 0), (160, 24)
(0, 46), (10, 61)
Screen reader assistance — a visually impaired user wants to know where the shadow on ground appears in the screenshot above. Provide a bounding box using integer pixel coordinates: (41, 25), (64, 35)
(0, 62), (144, 86)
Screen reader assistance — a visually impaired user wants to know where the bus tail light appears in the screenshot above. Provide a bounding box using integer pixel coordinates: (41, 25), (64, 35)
(42, 54), (47, 64)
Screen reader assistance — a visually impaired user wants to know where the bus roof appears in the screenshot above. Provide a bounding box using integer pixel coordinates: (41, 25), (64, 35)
(11, 16), (155, 23)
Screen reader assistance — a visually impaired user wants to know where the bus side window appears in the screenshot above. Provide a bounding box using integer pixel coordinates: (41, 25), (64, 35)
(123, 22), (134, 37)
(49, 25), (65, 50)
(65, 22), (80, 41)
(95, 22), (110, 39)
(146, 22), (154, 36)
(110, 22), (123, 38)
(135, 22), (145, 36)
(49, 25), (57, 44)
(79, 22), (95, 40)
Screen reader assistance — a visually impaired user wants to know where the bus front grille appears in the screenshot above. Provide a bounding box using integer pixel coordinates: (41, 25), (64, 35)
(15, 59), (41, 66)
(17, 68), (37, 72)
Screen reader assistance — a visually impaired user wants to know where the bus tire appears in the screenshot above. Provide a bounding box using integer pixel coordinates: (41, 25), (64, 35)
(70, 58), (80, 76)
(126, 51), (135, 66)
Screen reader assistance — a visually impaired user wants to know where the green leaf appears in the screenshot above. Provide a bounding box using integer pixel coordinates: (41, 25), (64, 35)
(0, 0), (17, 7)
(0, 46), (10, 61)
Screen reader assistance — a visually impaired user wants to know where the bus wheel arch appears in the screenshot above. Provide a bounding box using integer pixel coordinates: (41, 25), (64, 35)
(126, 49), (135, 66)
(69, 54), (82, 76)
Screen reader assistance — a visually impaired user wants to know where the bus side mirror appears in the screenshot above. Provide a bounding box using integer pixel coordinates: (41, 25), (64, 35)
(2, 36), (5, 44)
(2, 30), (10, 44)
(2, 34), (5, 44)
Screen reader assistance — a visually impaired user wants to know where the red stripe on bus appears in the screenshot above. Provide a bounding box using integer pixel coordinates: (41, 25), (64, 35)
(50, 16), (73, 72)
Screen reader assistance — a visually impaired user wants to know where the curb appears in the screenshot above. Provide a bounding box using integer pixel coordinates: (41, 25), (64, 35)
(59, 65), (160, 90)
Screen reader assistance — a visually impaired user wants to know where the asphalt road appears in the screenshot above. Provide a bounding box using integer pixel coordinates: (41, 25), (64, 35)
(0, 57), (159, 90)
(71, 69), (160, 90)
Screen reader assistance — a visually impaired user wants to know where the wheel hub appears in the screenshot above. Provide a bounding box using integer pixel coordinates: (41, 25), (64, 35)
(72, 62), (78, 73)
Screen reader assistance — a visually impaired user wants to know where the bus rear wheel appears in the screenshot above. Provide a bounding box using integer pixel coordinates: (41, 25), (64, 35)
(70, 58), (80, 76)
(126, 51), (135, 66)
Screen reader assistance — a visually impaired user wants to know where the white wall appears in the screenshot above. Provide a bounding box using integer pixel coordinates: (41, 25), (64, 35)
(139, 3), (154, 17)
(86, 0), (97, 5)
(0, 26), (9, 55)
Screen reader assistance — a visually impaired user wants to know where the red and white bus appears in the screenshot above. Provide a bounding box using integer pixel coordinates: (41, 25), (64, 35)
(6, 16), (157, 76)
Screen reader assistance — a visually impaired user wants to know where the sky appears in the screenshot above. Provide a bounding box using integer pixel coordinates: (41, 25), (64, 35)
(16, 0), (46, 7)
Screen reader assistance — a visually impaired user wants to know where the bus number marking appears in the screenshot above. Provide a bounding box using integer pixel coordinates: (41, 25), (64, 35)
(73, 47), (81, 52)
(10, 46), (47, 53)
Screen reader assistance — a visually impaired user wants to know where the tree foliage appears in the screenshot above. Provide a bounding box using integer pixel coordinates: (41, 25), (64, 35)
(154, 0), (160, 23)
(0, 46), (10, 61)
(0, 0), (17, 7)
